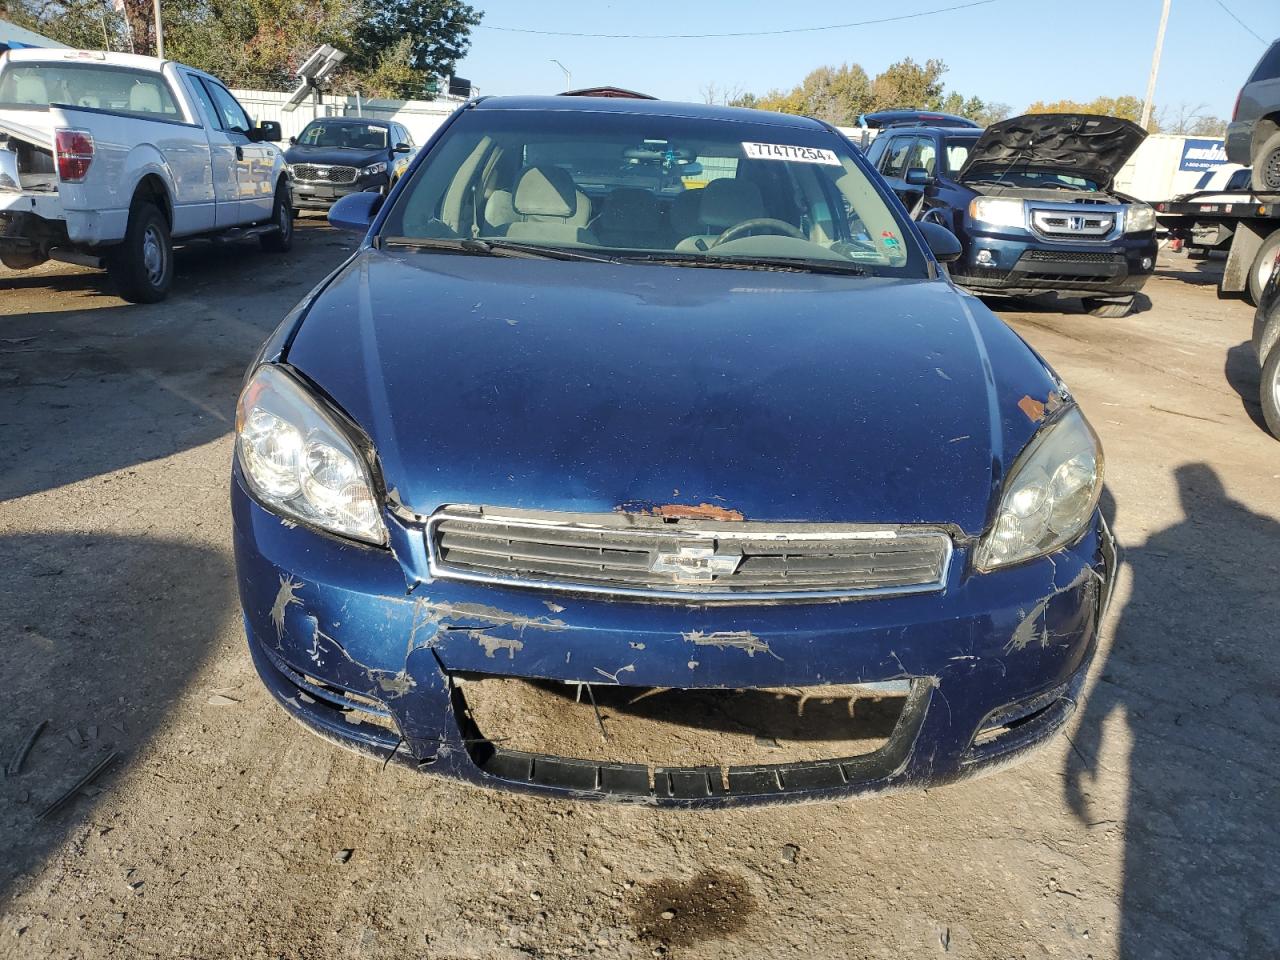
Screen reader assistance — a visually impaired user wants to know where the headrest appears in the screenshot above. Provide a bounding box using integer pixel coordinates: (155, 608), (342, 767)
(698, 178), (765, 230)
(513, 165), (578, 218)
(129, 82), (162, 114)
(484, 189), (516, 227)
(670, 189), (703, 236)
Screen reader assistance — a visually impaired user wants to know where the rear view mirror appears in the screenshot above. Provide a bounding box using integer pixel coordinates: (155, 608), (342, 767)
(252, 120), (283, 142)
(905, 167), (933, 187)
(329, 191), (382, 232)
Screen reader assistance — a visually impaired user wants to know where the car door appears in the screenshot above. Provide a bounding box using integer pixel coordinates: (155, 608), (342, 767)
(201, 78), (273, 223)
(182, 71), (238, 228)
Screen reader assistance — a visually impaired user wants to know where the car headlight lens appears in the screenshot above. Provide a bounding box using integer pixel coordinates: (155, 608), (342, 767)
(236, 365), (387, 545)
(360, 161), (387, 177)
(975, 406), (1103, 571)
(1125, 202), (1156, 233)
(968, 196), (1026, 229)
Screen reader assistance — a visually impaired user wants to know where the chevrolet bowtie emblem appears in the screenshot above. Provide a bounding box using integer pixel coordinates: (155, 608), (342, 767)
(651, 544), (742, 582)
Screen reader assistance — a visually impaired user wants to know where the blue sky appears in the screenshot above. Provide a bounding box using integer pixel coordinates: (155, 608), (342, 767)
(456, 0), (1277, 120)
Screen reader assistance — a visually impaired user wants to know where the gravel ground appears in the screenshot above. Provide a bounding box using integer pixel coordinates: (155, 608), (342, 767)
(1, 226), (1277, 960)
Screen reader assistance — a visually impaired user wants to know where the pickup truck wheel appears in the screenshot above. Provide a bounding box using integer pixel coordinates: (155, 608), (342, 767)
(259, 184), (294, 252)
(1261, 341), (1280, 440)
(107, 202), (172, 303)
(1253, 131), (1280, 195)
(1083, 294), (1135, 318)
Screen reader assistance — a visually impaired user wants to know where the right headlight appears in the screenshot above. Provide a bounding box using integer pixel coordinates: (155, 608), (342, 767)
(236, 364), (387, 545)
(1124, 202), (1156, 233)
(968, 196), (1026, 229)
(975, 406), (1103, 571)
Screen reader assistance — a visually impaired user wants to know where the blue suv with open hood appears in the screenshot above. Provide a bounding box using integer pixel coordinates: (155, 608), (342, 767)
(866, 114), (1158, 317)
(232, 96), (1116, 806)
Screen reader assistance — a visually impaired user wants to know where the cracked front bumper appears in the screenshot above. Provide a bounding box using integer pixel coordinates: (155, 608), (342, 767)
(233, 476), (1116, 807)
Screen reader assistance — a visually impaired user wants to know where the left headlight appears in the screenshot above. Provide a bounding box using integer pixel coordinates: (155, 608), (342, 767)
(360, 161), (388, 177)
(975, 405), (1103, 571)
(236, 365), (387, 545)
(1124, 202), (1156, 233)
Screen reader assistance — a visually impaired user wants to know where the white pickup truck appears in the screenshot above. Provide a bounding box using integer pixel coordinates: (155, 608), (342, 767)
(0, 48), (292, 302)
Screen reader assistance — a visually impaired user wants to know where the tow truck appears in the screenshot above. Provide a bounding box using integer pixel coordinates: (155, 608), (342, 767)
(1155, 189), (1280, 304)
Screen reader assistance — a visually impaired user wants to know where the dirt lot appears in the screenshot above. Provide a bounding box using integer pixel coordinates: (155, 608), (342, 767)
(2, 225), (1277, 960)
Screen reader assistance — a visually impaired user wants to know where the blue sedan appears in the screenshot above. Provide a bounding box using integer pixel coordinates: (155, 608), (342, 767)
(231, 96), (1116, 806)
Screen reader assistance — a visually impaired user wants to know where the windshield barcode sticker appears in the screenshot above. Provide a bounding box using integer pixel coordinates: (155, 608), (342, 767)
(742, 142), (841, 165)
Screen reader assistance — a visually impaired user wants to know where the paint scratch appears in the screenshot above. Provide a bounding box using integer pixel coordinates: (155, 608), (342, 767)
(683, 630), (782, 661)
(270, 575), (304, 639)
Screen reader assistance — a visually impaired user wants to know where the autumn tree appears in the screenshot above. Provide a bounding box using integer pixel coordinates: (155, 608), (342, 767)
(1025, 95), (1156, 130)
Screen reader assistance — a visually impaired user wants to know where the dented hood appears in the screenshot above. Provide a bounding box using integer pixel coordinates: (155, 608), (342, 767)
(285, 251), (1059, 535)
(957, 113), (1146, 187)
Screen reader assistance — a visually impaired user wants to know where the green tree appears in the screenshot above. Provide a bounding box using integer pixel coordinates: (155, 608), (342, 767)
(348, 0), (480, 79)
(870, 57), (948, 110)
(1026, 95), (1156, 131)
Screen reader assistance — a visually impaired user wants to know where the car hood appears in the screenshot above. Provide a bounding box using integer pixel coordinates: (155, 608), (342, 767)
(957, 113), (1147, 188)
(284, 251), (1062, 534)
(283, 144), (384, 167)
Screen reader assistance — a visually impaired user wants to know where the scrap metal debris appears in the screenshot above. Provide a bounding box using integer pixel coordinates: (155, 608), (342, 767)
(6, 719), (48, 777)
(36, 750), (120, 820)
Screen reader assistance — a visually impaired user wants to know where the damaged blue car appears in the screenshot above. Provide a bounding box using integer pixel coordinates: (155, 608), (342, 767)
(232, 96), (1116, 806)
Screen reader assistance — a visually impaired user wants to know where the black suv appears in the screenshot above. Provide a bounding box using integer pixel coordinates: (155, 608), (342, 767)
(866, 115), (1158, 317)
(1226, 39), (1280, 194)
(284, 117), (415, 210)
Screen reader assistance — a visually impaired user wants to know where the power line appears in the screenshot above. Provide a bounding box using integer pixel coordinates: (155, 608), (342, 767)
(1212, 0), (1265, 44)
(475, 0), (998, 40)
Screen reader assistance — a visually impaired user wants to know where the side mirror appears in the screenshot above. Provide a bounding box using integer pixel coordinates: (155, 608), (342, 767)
(394, 142), (412, 153)
(251, 120), (283, 142)
(918, 221), (962, 263)
(905, 166), (933, 187)
(288, 135), (297, 145)
(328, 190), (382, 232)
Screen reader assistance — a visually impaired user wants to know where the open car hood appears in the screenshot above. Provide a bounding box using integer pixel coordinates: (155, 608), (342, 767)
(957, 114), (1146, 187)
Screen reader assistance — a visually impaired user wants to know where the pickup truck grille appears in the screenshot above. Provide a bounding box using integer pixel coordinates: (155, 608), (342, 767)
(427, 507), (953, 600)
(292, 163), (358, 184)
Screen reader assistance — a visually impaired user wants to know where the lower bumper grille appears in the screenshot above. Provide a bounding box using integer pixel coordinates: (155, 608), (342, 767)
(427, 506), (953, 600)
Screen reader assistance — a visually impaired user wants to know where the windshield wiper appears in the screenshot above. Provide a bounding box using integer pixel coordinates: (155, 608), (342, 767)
(620, 252), (869, 276)
(379, 236), (618, 263)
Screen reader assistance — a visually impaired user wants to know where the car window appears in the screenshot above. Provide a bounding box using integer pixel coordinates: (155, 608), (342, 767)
(943, 138), (972, 174)
(908, 137), (937, 176)
(184, 73), (221, 129)
(0, 63), (181, 119)
(1249, 41), (1280, 83)
(1226, 168), (1251, 191)
(879, 137), (914, 179)
(382, 108), (928, 277)
(201, 79), (251, 134)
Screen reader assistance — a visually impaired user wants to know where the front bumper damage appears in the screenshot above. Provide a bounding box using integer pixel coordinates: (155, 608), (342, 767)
(233, 476), (1117, 807)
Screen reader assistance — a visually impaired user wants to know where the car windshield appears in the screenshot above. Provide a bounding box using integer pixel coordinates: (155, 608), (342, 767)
(299, 122), (387, 149)
(381, 107), (927, 277)
(966, 168), (1101, 191)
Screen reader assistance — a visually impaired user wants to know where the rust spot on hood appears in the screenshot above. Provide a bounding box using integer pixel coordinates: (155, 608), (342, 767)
(616, 501), (746, 522)
(1017, 390), (1065, 424)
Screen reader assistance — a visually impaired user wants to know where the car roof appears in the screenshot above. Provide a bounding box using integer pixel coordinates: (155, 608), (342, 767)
(4, 48), (167, 72)
(303, 116), (393, 127)
(471, 95), (829, 131)
(878, 126), (983, 138)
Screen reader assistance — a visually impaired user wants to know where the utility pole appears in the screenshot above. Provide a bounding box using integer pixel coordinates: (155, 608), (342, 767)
(152, 0), (164, 58)
(1141, 0), (1171, 131)
(550, 59), (571, 93)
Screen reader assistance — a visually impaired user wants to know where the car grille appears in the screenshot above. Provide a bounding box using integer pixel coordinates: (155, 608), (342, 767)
(427, 507), (953, 600)
(1021, 250), (1123, 264)
(1030, 208), (1116, 241)
(292, 163), (358, 184)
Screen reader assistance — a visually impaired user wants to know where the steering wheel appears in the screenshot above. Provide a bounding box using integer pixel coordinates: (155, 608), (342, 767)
(711, 218), (805, 247)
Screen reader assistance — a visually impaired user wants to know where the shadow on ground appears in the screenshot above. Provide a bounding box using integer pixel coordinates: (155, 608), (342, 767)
(0, 532), (234, 902)
(0, 225), (353, 500)
(1067, 464), (1280, 957)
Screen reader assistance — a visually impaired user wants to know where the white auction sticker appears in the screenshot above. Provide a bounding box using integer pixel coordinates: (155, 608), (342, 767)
(741, 142), (841, 165)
